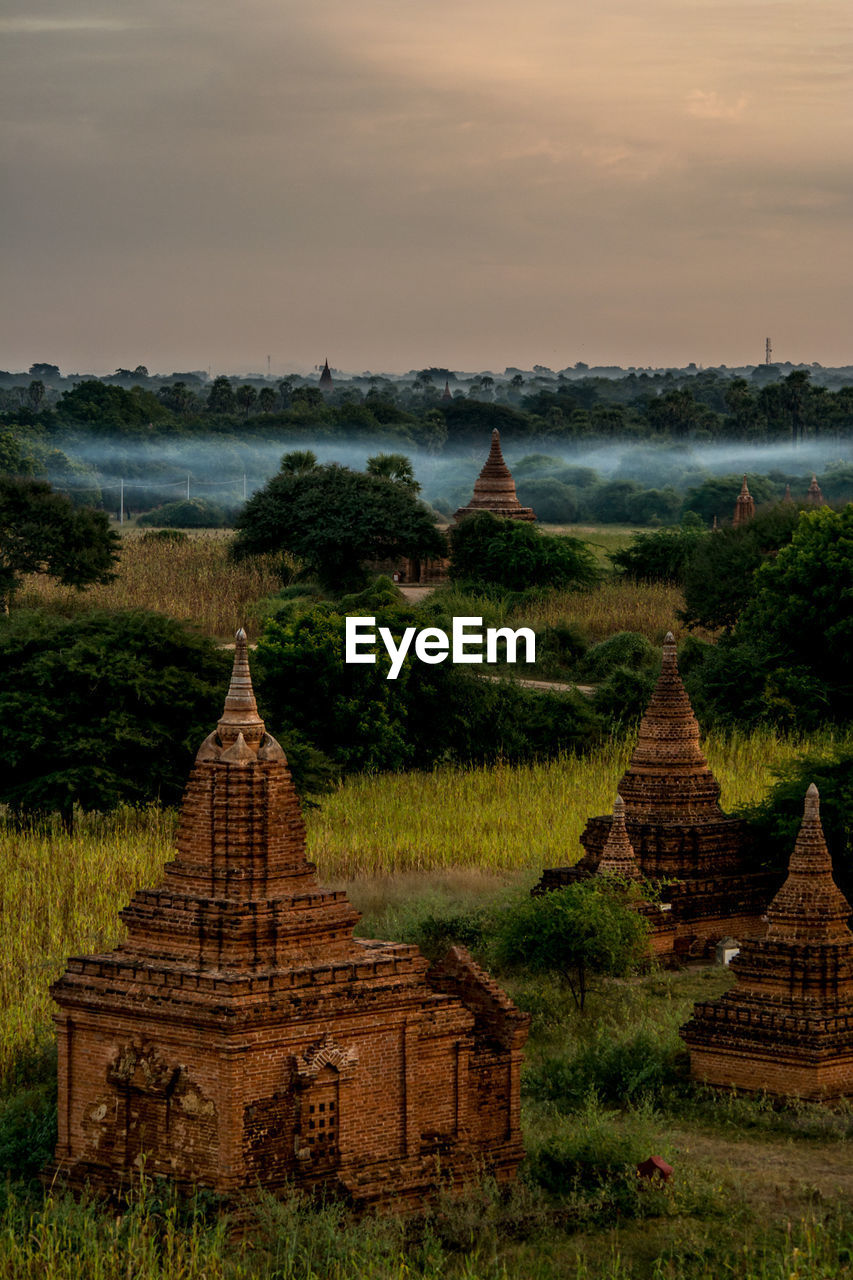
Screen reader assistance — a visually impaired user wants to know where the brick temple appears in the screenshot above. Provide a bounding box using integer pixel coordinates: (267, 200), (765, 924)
(595, 795), (677, 960)
(454, 429), (536, 522)
(48, 633), (529, 1207)
(535, 633), (777, 957)
(681, 785), (853, 1099)
(732, 475), (755, 526)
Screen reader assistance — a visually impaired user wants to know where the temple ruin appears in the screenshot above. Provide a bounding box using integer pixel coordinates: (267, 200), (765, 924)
(454, 429), (536, 523)
(807, 474), (825, 506)
(48, 632), (529, 1208)
(733, 475), (755, 527)
(536, 633), (777, 957)
(681, 785), (853, 1099)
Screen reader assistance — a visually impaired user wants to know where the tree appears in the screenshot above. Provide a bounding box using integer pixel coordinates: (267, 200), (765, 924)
(365, 452), (420, 494)
(680, 503), (801, 631)
(0, 478), (119, 607)
(0, 610), (229, 826)
(257, 386), (277, 414)
(492, 882), (649, 1010)
(279, 449), (318, 475)
(235, 384), (258, 419)
(206, 376), (236, 415)
(232, 463), (446, 590)
(449, 511), (599, 592)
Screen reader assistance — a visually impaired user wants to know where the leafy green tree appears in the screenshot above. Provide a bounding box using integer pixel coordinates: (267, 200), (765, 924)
(734, 505), (853, 717)
(233, 463), (446, 590)
(737, 748), (853, 896)
(0, 611), (229, 826)
(449, 511), (598, 592)
(492, 882), (649, 1010)
(0, 478), (119, 607)
(680, 503), (801, 631)
(257, 386), (277, 414)
(56, 380), (170, 433)
(610, 520), (706, 584)
(365, 452), (420, 494)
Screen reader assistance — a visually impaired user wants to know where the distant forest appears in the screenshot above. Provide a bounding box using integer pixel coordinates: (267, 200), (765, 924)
(2, 361), (853, 526)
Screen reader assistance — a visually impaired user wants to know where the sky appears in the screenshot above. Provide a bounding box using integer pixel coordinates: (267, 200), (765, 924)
(2, 0), (852, 376)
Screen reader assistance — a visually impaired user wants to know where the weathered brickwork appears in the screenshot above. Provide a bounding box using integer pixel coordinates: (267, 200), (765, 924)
(535, 633), (777, 957)
(49, 632), (529, 1207)
(454, 429), (536, 522)
(681, 786), (853, 1100)
(733, 475), (755, 526)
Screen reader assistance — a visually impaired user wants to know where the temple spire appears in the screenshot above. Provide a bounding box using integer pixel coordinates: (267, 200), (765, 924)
(733, 475), (755, 526)
(597, 796), (641, 880)
(766, 785), (853, 944)
(454, 428), (536, 522)
(617, 632), (723, 819)
(218, 628), (265, 749)
(807, 474), (825, 506)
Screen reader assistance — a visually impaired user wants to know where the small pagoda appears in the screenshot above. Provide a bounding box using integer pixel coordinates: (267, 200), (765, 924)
(318, 358), (333, 393)
(48, 633), (529, 1207)
(681, 786), (853, 1100)
(595, 796), (677, 960)
(536, 633), (777, 957)
(732, 476), (755, 527)
(454, 429), (536, 523)
(807, 474), (825, 506)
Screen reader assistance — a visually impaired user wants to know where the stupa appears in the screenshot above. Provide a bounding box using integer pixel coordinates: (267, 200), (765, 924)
(318, 358), (333, 393)
(454, 430), (535, 522)
(807, 474), (825, 506)
(732, 476), (755, 527)
(681, 786), (853, 1099)
(536, 634), (776, 956)
(48, 633), (529, 1207)
(596, 796), (676, 959)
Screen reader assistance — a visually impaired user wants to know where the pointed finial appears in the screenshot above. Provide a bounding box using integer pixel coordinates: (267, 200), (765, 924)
(218, 627), (265, 749)
(805, 782), (820, 816)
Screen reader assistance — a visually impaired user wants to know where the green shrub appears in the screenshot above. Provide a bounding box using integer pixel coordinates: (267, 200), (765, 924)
(492, 883), (649, 1009)
(449, 511), (599, 592)
(138, 498), (229, 528)
(139, 528), (190, 543)
(610, 523), (706, 584)
(580, 631), (657, 680)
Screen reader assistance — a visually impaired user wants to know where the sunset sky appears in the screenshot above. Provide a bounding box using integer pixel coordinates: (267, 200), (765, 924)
(2, 0), (852, 375)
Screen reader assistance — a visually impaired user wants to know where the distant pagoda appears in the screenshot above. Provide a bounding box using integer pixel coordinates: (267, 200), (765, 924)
(318, 358), (333, 393)
(454, 429), (535, 522)
(441, 380), (453, 401)
(681, 785), (853, 1099)
(732, 476), (755, 527)
(535, 633), (777, 957)
(807, 474), (825, 506)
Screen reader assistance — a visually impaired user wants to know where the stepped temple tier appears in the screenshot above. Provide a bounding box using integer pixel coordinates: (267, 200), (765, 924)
(454, 429), (536, 522)
(48, 631), (529, 1208)
(535, 633), (777, 958)
(681, 786), (853, 1099)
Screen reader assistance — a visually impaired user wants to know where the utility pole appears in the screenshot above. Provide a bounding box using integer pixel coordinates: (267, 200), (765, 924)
(187, 473), (190, 500)
(120, 478), (124, 525)
(243, 473), (247, 501)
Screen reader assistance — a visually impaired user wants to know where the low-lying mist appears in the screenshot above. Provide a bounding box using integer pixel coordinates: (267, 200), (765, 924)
(48, 433), (852, 524)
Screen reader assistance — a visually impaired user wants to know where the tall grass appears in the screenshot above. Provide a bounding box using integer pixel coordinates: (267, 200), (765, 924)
(15, 532), (284, 641)
(513, 580), (702, 645)
(0, 809), (174, 1082)
(306, 728), (827, 878)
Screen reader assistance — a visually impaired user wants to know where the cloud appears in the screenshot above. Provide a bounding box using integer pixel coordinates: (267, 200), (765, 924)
(686, 90), (749, 121)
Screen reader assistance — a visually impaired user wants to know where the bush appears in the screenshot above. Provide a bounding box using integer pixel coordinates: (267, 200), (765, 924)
(449, 511), (599, 592)
(592, 666), (658, 729)
(139, 527), (189, 543)
(492, 883), (649, 1010)
(526, 1028), (684, 1110)
(610, 523), (707, 585)
(137, 498), (228, 528)
(580, 631), (657, 680)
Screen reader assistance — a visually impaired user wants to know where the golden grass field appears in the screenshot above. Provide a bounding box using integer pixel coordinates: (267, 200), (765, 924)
(15, 530), (284, 641)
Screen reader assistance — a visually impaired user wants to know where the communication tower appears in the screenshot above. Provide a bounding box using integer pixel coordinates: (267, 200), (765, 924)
(765, 337), (772, 365)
